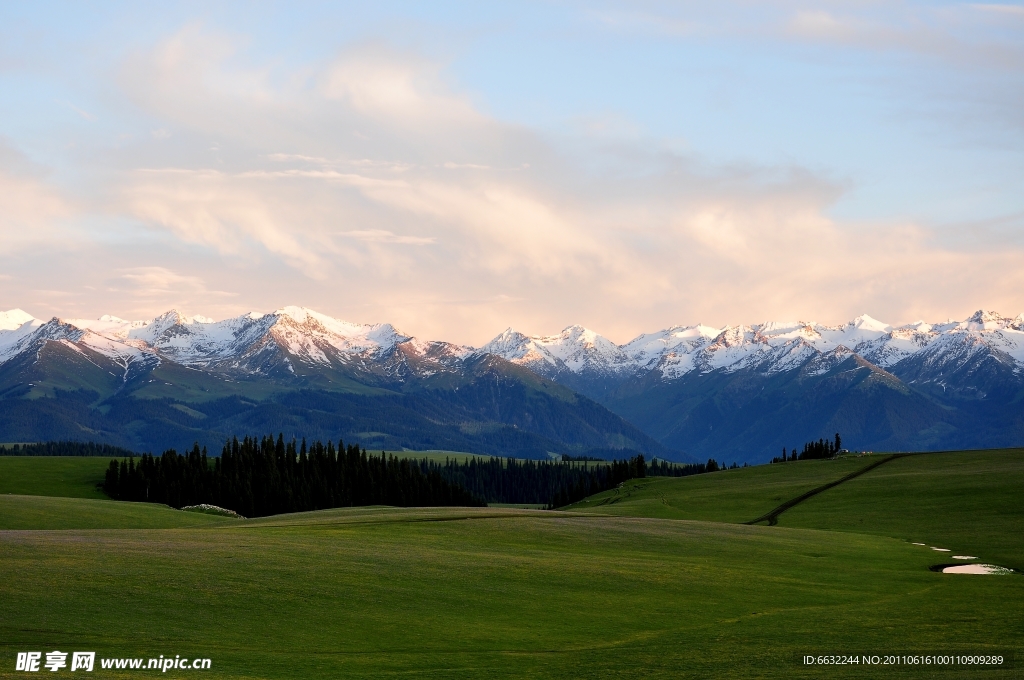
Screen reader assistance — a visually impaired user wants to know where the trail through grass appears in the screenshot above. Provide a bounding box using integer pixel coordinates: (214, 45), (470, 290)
(566, 455), (880, 522)
(781, 449), (1024, 567)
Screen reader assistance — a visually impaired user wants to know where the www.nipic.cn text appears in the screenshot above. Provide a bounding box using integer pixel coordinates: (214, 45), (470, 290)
(15, 652), (212, 673)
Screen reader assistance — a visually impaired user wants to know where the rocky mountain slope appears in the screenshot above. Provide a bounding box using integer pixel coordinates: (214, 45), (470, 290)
(0, 307), (666, 459)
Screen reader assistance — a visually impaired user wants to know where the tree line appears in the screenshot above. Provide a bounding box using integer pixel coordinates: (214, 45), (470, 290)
(102, 435), (722, 516)
(424, 454), (652, 509)
(103, 436), (485, 517)
(771, 433), (843, 464)
(358, 453), (718, 508)
(0, 441), (137, 457)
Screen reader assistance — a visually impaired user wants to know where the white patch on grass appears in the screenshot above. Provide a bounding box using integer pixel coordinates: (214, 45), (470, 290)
(942, 564), (1012, 575)
(952, 555), (978, 560)
(931, 547), (951, 552)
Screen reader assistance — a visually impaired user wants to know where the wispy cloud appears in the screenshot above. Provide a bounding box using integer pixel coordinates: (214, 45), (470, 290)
(781, 5), (1024, 71)
(336, 229), (435, 245)
(442, 162), (490, 170)
(971, 4), (1024, 16)
(57, 100), (96, 121)
(108, 267), (238, 317)
(587, 9), (698, 37)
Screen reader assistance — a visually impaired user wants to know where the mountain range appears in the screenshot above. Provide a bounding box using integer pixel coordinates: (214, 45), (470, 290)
(0, 307), (667, 460)
(1, 306), (1022, 462)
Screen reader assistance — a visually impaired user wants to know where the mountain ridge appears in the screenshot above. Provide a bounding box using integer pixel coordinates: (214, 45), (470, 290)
(0, 306), (668, 460)
(2, 306), (1022, 462)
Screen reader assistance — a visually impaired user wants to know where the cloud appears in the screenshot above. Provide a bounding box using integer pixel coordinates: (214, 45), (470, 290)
(971, 4), (1024, 17)
(115, 266), (209, 295)
(336, 230), (435, 245)
(782, 5), (1024, 72)
(0, 141), (71, 250)
(107, 267), (238, 316)
(57, 101), (96, 121)
(126, 167), (334, 274)
(2, 23), (1022, 343)
(582, 3), (1024, 73)
(587, 9), (698, 37)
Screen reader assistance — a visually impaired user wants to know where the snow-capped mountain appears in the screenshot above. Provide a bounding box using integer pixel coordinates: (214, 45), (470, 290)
(0, 306), (474, 383)
(9, 306), (1019, 384)
(480, 311), (1024, 386)
(476, 310), (1024, 461)
(2, 305), (1022, 462)
(0, 306), (664, 460)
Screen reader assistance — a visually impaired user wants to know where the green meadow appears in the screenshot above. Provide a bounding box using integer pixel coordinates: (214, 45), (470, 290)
(566, 454), (883, 522)
(781, 449), (1024, 568)
(1, 450), (1022, 678)
(0, 456), (111, 499)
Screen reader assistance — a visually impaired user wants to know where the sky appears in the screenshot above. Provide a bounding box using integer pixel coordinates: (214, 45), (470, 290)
(0, 1), (1022, 345)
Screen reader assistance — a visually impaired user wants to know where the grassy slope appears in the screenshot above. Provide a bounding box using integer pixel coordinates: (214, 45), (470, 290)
(0, 494), (233, 530)
(781, 449), (1024, 567)
(0, 456), (112, 499)
(568, 450), (1024, 562)
(565, 455), (880, 522)
(1, 505), (1020, 679)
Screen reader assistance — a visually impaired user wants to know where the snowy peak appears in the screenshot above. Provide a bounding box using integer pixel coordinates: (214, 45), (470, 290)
(0, 306), (422, 376)
(261, 309), (408, 369)
(0, 310), (44, 362)
(965, 309), (1011, 331)
(709, 325), (764, 349)
(483, 309), (1024, 382)
(478, 328), (534, 360)
(623, 324), (720, 369)
(271, 306), (406, 345)
(4, 306), (1024, 386)
(0, 308), (38, 331)
(479, 324), (631, 376)
(849, 314), (891, 333)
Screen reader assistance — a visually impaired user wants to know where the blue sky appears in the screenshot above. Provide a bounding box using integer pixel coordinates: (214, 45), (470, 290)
(1, 1), (1022, 343)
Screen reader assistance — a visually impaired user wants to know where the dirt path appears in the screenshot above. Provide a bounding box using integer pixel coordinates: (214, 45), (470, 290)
(744, 453), (916, 526)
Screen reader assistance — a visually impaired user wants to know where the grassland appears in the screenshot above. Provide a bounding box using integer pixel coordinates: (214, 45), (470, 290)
(568, 449), (1024, 563)
(0, 456), (111, 499)
(0, 494), (233, 530)
(1, 450), (1021, 678)
(565, 454), (882, 522)
(780, 449), (1024, 567)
